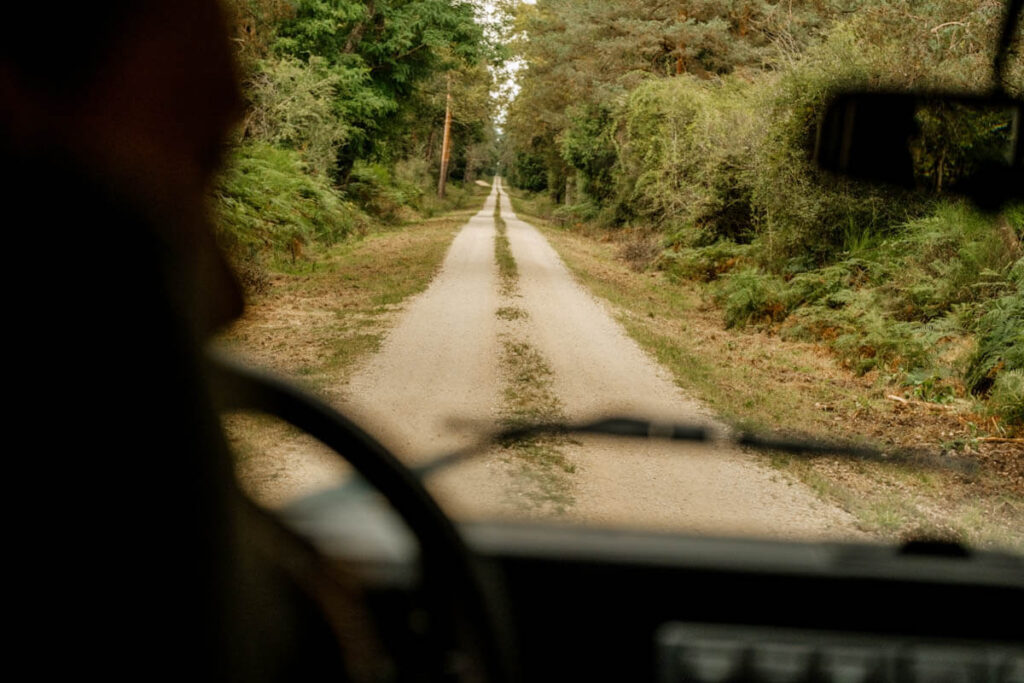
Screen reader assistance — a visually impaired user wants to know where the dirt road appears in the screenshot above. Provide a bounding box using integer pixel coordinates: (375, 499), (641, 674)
(329, 179), (861, 538)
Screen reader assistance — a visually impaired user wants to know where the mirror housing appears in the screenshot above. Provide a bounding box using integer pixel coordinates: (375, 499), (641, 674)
(816, 92), (1024, 209)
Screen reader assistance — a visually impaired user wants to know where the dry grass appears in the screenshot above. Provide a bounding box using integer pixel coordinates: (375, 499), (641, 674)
(617, 231), (663, 272)
(498, 337), (577, 513)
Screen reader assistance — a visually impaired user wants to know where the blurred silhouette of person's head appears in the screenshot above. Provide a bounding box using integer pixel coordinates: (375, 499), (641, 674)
(1, 0), (244, 333)
(0, 5), (351, 679)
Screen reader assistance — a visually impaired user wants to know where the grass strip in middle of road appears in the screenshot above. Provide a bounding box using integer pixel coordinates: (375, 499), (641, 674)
(494, 191), (517, 296)
(493, 189), (577, 513)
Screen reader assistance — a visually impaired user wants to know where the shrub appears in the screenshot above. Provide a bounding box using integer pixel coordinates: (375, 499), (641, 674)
(243, 56), (351, 177)
(617, 232), (662, 273)
(964, 282), (1024, 395)
(616, 76), (760, 245)
(716, 268), (789, 328)
(884, 202), (1020, 320)
(561, 103), (619, 203)
(345, 161), (427, 222)
(215, 143), (359, 252)
(749, 26), (917, 264)
(988, 371), (1024, 426)
(661, 241), (753, 283)
(831, 314), (933, 375)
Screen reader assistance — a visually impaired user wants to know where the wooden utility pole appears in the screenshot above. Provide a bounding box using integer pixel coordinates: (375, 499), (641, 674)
(437, 74), (454, 199)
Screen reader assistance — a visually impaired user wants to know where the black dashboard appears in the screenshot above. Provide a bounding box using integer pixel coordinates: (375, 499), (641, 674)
(281, 489), (1024, 683)
(467, 523), (1023, 682)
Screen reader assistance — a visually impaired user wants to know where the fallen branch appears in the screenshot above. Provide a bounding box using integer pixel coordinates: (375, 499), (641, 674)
(976, 437), (1024, 445)
(931, 20), (968, 33)
(886, 394), (957, 412)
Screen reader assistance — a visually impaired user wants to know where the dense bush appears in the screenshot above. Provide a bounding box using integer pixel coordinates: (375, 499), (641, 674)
(561, 104), (619, 203)
(988, 371), (1024, 425)
(747, 26), (918, 263)
(243, 56), (355, 177)
(882, 203), (1020, 321)
(660, 241), (754, 283)
(215, 143), (361, 252)
(616, 77), (760, 245)
(964, 275), (1024, 396)
(509, 149), (549, 193)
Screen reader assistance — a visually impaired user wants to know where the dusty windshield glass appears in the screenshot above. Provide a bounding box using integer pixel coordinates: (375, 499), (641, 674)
(215, 0), (1023, 553)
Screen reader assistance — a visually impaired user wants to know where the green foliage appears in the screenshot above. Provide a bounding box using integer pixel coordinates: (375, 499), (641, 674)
(216, 0), (501, 263)
(505, 0), (1023, 422)
(244, 56), (359, 176)
(912, 102), (1020, 193)
(747, 27), (916, 263)
(223, 0), (295, 66)
(988, 371), (1024, 425)
(883, 202), (1019, 321)
(215, 143), (360, 251)
(509, 149), (549, 193)
(618, 76), (759, 242)
(830, 315), (934, 376)
(716, 260), (865, 330)
(561, 103), (619, 202)
(716, 268), (789, 328)
(273, 0), (486, 168)
(714, 199), (1021, 392)
(904, 368), (957, 404)
(345, 162), (411, 221)
(964, 279), (1024, 395)
(661, 240), (753, 283)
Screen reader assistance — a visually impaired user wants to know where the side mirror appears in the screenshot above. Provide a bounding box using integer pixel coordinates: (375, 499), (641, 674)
(816, 92), (1024, 209)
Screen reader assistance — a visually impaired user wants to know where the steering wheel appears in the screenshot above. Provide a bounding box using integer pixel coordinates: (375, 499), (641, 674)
(208, 353), (508, 683)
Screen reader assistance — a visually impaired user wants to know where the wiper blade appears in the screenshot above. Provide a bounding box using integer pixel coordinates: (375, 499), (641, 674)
(498, 417), (711, 443)
(417, 416), (975, 479)
(289, 416), (976, 512)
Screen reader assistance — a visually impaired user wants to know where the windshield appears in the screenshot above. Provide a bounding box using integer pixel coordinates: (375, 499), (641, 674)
(215, 0), (1023, 554)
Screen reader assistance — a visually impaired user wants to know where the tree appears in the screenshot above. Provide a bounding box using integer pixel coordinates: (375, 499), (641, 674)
(271, 0), (488, 178)
(503, 0), (862, 197)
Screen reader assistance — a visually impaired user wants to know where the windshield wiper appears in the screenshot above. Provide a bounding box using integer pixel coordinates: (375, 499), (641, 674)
(416, 416), (976, 479)
(287, 415), (976, 511)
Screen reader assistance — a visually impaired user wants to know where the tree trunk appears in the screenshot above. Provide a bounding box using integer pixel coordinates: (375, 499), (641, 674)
(437, 76), (453, 199)
(425, 127), (437, 163)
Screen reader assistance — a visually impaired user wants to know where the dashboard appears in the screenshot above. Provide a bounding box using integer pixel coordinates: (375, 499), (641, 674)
(281, 488), (1024, 683)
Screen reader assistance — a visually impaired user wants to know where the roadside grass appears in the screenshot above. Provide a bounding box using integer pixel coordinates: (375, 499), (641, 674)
(508, 192), (1024, 550)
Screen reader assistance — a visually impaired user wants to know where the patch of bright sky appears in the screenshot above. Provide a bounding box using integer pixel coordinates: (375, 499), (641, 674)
(476, 0), (535, 131)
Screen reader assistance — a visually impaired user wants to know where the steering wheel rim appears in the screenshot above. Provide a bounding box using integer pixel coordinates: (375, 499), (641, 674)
(207, 352), (508, 683)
